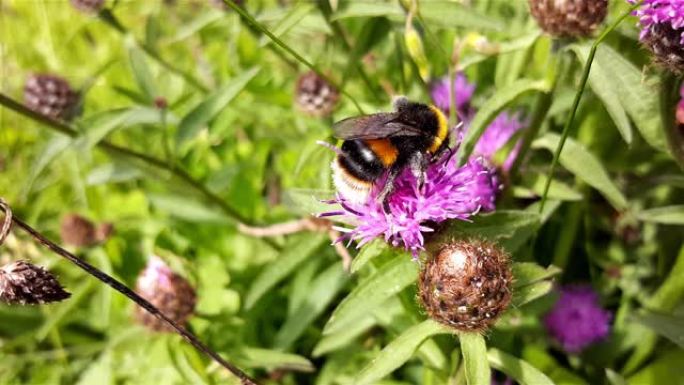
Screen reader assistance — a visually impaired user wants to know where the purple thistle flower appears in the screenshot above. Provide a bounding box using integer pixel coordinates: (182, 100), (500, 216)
(473, 112), (526, 171)
(430, 73), (476, 117)
(544, 285), (612, 353)
(324, 154), (500, 256)
(630, 0), (684, 44)
(677, 83), (684, 124)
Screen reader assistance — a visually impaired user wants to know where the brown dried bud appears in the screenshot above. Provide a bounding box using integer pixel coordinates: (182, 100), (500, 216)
(418, 239), (512, 332)
(24, 74), (79, 121)
(70, 0), (105, 13)
(0, 261), (71, 305)
(294, 71), (339, 117)
(134, 256), (196, 332)
(95, 222), (115, 243)
(528, 0), (607, 38)
(60, 214), (97, 247)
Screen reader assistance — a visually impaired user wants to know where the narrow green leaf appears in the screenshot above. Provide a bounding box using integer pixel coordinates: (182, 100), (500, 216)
(259, 4), (315, 47)
(459, 31), (541, 70)
(418, 1), (503, 31)
(632, 311), (684, 349)
(147, 194), (235, 224)
(573, 44), (632, 143)
(350, 239), (387, 273)
(354, 320), (451, 385)
(513, 280), (554, 307)
(440, 210), (540, 241)
(22, 135), (71, 197)
(331, 2), (403, 20)
(275, 262), (348, 349)
(636, 206), (684, 225)
(78, 107), (167, 149)
(312, 313), (377, 356)
(176, 67), (259, 146)
(245, 234), (327, 309)
(128, 46), (157, 101)
(86, 162), (143, 185)
(488, 348), (553, 385)
(282, 188), (339, 218)
(238, 347), (314, 372)
(533, 133), (628, 210)
(460, 79), (548, 163)
(627, 349), (684, 385)
(512, 263), (561, 290)
(167, 10), (223, 43)
(647, 246), (684, 312)
(323, 256), (419, 335)
(460, 333), (490, 385)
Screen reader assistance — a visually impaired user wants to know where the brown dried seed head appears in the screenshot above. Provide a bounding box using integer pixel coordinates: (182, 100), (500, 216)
(60, 214), (97, 247)
(70, 0), (105, 13)
(134, 256), (196, 332)
(295, 71), (340, 117)
(418, 239), (512, 332)
(528, 0), (608, 38)
(0, 261), (71, 305)
(24, 74), (79, 121)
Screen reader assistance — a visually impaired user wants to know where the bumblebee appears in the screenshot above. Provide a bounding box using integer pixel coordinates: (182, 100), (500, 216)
(330, 97), (449, 204)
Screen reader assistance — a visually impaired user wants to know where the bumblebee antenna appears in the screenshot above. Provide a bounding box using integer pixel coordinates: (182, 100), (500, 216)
(316, 140), (344, 156)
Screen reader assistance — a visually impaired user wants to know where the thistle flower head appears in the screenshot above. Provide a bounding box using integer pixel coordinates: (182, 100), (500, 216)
(529, 0), (608, 38)
(135, 256), (196, 332)
(630, 0), (684, 73)
(0, 261), (70, 305)
(473, 112), (526, 171)
(295, 71), (339, 117)
(324, 154), (500, 256)
(418, 239), (512, 332)
(430, 73), (476, 117)
(24, 74), (79, 121)
(544, 285), (612, 353)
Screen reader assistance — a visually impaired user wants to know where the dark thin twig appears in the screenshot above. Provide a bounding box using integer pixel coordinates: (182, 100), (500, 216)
(0, 202), (258, 385)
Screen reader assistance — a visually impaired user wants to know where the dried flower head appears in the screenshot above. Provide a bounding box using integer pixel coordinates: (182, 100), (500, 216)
(529, 0), (608, 38)
(134, 256), (196, 332)
(0, 261), (71, 305)
(631, 0), (684, 73)
(430, 73), (476, 117)
(324, 154), (500, 255)
(295, 71), (340, 117)
(418, 239), (512, 332)
(60, 214), (97, 247)
(24, 74), (79, 121)
(70, 0), (105, 13)
(544, 285), (612, 353)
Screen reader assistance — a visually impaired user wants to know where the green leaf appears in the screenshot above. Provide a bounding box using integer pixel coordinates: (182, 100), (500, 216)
(350, 239), (387, 273)
(259, 4), (315, 47)
(245, 234), (327, 309)
(275, 262), (348, 349)
(86, 162), (143, 185)
(282, 188), (337, 218)
(647, 246), (684, 312)
(440, 210), (540, 242)
(460, 333), (490, 385)
(176, 67), (260, 146)
(418, 1), (504, 31)
(627, 349), (684, 385)
(343, 17), (391, 84)
(572, 45), (632, 143)
(512, 263), (561, 290)
(167, 10), (223, 43)
(488, 348), (554, 385)
(354, 320), (451, 385)
(331, 2), (403, 20)
(533, 133), (628, 210)
(147, 194), (235, 224)
(636, 206), (684, 225)
(460, 79), (548, 162)
(459, 31), (541, 70)
(513, 280), (554, 307)
(312, 313), (377, 356)
(78, 107), (167, 149)
(323, 256), (419, 335)
(632, 311), (684, 349)
(22, 135), (72, 197)
(128, 46), (157, 101)
(238, 347), (315, 372)
(513, 173), (583, 202)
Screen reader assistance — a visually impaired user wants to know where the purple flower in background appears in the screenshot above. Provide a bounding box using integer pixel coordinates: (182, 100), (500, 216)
(430, 73), (476, 116)
(544, 285), (612, 353)
(630, 0), (684, 44)
(323, 154), (500, 255)
(473, 112), (526, 171)
(677, 83), (684, 124)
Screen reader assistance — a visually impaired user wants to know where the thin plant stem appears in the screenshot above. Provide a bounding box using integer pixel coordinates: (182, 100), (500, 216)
(222, 0), (365, 114)
(0, 93), (251, 228)
(538, 3), (640, 213)
(0, 202), (258, 385)
(98, 9), (210, 93)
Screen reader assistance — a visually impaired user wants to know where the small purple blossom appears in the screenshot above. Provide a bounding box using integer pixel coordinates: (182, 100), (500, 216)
(324, 154), (500, 255)
(430, 73), (476, 116)
(630, 0), (684, 44)
(544, 285), (612, 353)
(473, 112), (526, 171)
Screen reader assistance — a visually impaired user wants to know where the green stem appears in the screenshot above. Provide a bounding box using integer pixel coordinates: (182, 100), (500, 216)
(0, 93), (252, 227)
(98, 9), (210, 93)
(223, 0), (364, 114)
(538, 4), (640, 213)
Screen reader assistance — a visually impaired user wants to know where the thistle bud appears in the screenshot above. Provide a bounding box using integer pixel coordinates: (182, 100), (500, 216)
(60, 214), (97, 247)
(294, 71), (339, 117)
(418, 239), (512, 332)
(528, 0), (608, 38)
(0, 261), (71, 305)
(134, 256), (196, 332)
(24, 74), (79, 121)
(70, 0), (104, 13)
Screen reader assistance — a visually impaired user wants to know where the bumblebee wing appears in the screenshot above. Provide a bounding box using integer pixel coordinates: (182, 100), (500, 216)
(333, 113), (423, 140)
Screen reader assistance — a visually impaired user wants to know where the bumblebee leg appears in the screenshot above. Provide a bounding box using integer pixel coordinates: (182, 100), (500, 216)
(376, 167), (400, 210)
(410, 152), (428, 188)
